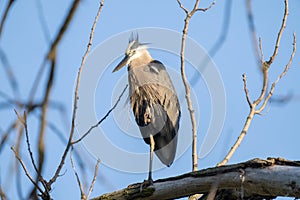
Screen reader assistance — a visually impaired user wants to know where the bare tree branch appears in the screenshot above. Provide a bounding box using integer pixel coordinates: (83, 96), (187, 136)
(217, 0), (295, 167)
(177, 0), (215, 174)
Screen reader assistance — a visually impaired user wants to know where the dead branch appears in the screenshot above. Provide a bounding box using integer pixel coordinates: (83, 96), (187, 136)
(93, 158), (300, 200)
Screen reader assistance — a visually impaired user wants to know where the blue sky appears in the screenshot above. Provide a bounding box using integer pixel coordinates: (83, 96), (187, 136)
(0, 0), (299, 199)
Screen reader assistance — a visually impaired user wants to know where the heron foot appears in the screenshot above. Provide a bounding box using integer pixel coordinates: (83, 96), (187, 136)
(139, 179), (153, 192)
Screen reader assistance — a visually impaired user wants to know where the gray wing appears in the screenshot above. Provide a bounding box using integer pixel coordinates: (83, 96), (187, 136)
(129, 60), (180, 166)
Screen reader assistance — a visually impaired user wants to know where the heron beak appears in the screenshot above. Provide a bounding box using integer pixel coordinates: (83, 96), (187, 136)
(113, 55), (129, 72)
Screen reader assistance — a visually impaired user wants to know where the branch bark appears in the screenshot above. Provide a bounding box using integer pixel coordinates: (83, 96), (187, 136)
(92, 158), (300, 200)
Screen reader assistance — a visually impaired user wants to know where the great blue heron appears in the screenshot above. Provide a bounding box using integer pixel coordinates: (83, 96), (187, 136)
(113, 34), (180, 182)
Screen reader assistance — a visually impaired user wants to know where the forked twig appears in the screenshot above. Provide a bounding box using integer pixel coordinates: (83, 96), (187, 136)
(257, 33), (296, 114)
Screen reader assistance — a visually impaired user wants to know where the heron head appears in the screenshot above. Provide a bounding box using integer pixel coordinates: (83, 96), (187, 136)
(113, 33), (149, 72)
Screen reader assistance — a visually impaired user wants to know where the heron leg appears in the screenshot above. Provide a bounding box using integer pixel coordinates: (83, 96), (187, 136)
(148, 134), (155, 182)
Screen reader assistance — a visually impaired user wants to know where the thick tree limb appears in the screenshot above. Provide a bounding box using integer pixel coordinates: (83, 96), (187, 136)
(93, 158), (300, 200)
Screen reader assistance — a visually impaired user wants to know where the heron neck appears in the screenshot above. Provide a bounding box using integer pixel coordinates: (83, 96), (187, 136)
(128, 51), (153, 69)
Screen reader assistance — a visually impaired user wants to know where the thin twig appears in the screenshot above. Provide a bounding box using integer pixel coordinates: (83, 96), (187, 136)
(14, 111), (39, 175)
(71, 84), (128, 144)
(179, 7), (198, 172)
(195, 1), (216, 12)
(0, 120), (18, 153)
(176, 0), (188, 14)
(217, 108), (256, 167)
(259, 38), (264, 63)
(15, 110), (50, 197)
(87, 159), (101, 199)
(246, 0), (261, 64)
(11, 147), (44, 195)
(177, 0), (215, 173)
(0, 0), (15, 39)
(70, 148), (86, 200)
(177, 2), (215, 200)
(0, 48), (20, 99)
(35, 0), (51, 42)
(267, 0), (289, 66)
(190, 0), (232, 88)
(48, 0), (104, 186)
(46, 0), (80, 60)
(242, 74), (252, 107)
